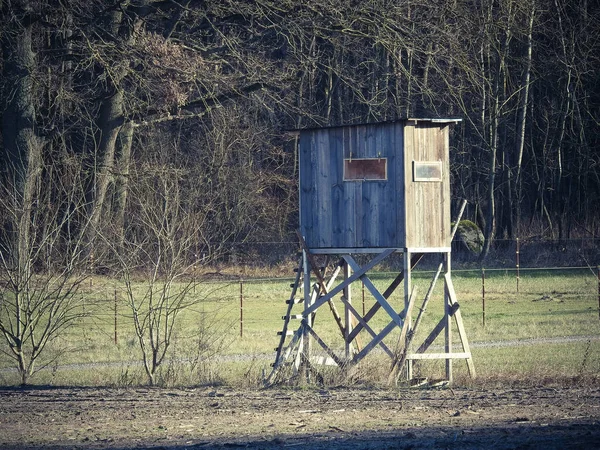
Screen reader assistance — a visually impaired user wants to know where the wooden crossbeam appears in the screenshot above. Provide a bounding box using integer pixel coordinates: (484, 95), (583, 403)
(350, 319), (399, 365)
(296, 232), (347, 339)
(343, 255), (404, 328)
(347, 253), (423, 342)
(388, 287), (418, 383)
(339, 295), (394, 358)
(444, 272), (476, 378)
(414, 302), (459, 354)
(302, 320), (343, 367)
(303, 248), (396, 316)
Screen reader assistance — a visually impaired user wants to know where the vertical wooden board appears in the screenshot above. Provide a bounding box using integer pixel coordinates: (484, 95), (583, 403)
(362, 179), (378, 247)
(439, 126), (449, 247)
(405, 122), (450, 249)
(299, 131), (315, 244)
(310, 130), (321, 247)
(330, 127), (344, 247)
(382, 124), (398, 247)
(403, 123), (415, 248)
(395, 122), (406, 247)
(343, 126), (358, 247)
(316, 129), (332, 247)
(365, 124), (376, 158)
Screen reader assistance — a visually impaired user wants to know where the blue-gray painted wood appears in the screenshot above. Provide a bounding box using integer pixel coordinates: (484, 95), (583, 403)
(299, 119), (455, 251)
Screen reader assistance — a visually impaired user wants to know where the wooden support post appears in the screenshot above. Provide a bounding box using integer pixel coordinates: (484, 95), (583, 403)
(403, 251), (413, 380)
(239, 280), (244, 338)
(344, 262), (352, 359)
(444, 252), (453, 383)
(114, 288), (118, 345)
(302, 249), (311, 381)
(388, 287), (417, 384)
(516, 238), (520, 294)
(444, 273), (476, 378)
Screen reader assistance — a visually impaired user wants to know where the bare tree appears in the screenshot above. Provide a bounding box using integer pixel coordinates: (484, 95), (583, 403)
(0, 158), (89, 385)
(110, 159), (206, 386)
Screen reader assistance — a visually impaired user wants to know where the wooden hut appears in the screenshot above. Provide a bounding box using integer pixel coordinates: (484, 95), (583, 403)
(267, 118), (475, 387)
(299, 118), (457, 252)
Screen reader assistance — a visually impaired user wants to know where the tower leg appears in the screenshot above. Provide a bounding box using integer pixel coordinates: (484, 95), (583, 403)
(403, 251), (413, 380)
(444, 252), (453, 383)
(344, 260), (353, 360)
(302, 249), (312, 382)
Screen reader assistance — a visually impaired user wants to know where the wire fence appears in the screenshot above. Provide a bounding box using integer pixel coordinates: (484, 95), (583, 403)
(79, 263), (600, 348)
(148, 237), (600, 272)
(3, 238), (598, 380)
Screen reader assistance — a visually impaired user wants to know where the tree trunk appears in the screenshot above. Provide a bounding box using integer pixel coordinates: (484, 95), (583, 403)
(514, 5), (535, 236)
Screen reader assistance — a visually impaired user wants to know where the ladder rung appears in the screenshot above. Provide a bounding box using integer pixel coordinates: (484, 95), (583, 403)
(277, 330), (294, 336)
(282, 314), (303, 320)
(286, 297), (303, 304)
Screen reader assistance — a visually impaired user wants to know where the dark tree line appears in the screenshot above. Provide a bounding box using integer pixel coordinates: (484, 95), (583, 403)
(1, 0), (599, 269)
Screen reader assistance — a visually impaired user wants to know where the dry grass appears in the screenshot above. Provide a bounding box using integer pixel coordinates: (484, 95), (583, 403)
(0, 267), (598, 387)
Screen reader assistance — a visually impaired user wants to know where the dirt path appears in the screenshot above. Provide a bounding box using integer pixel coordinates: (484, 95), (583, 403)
(0, 385), (599, 449)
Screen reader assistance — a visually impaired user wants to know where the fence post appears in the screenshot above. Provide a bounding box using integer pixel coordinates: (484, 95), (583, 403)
(114, 288), (118, 345)
(240, 279), (244, 338)
(482, 268), (486, 328)
(597, 266), (600, 321)
(516, 238), (520, 294)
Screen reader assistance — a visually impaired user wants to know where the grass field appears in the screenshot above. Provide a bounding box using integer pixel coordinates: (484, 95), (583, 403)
(0, 267), (599, 387)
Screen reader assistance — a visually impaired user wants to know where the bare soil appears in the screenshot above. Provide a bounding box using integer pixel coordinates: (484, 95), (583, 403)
(0, 384), (599, 449)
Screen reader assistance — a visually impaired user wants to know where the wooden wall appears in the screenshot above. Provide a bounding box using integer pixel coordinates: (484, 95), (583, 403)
(299, 119), (453, 251)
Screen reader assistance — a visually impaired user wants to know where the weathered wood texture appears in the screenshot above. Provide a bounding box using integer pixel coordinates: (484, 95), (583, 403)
(404, 121), (451, 249)
(299, 119), (453, 251)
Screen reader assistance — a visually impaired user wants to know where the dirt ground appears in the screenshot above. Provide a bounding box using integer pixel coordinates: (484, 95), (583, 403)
(0, 384), (599, 449)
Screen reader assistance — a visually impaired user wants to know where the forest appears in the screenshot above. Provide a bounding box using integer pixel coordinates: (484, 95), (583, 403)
(1, 0), (600, 386)
(1, 0), (599, 271)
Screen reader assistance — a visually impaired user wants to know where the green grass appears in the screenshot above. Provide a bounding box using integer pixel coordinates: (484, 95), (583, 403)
(0, 268), (598, 387)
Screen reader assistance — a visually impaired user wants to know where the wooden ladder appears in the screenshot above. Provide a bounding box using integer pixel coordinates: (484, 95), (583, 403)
(273, 256), (305, 365)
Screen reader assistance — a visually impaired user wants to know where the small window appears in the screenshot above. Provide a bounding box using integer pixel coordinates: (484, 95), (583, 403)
(413, 161), (442, 182)
(344, 158), (387, 181)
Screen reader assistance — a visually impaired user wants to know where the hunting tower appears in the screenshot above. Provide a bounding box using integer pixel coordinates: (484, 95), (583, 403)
(268, 118), (475, 386)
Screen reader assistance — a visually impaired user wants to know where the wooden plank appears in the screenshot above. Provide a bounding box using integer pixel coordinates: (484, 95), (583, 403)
(347, 253), (423, 342)
(298, 132), (313, 245)
(343, 255), (404, 328)
(445, 272), (476, 378)
(303, 320), (343, 367)
(344, 262), (353, 358)
(351, 319), (397, 365)
(414, 302), (459, 354)
(303, 248), (396, 316)
(330, 126), (344, 248)
(338, 294), (393, 358)
(388, 286), (418, 383)
(296, 233), (346, 337)
(444, 255), (452, 382)
(316, 129), (332, 247)
(382, 124), (398, 247)
(395, 121), (406, 245)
